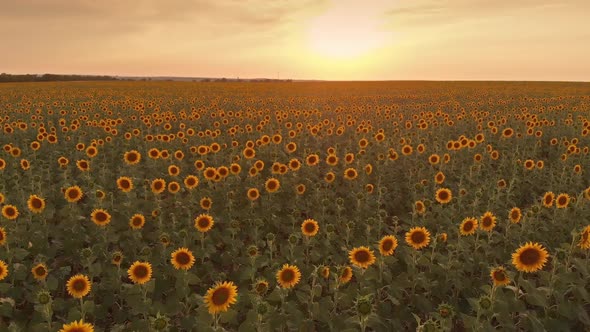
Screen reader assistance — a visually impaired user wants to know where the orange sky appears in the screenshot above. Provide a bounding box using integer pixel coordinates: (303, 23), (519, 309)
(1, 0), (589, 81)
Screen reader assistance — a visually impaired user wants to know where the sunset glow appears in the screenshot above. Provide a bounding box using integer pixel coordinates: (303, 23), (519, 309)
(0, 0), (589, 80)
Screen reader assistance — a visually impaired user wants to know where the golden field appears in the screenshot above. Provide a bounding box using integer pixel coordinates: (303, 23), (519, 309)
(0, 81), (589, 331)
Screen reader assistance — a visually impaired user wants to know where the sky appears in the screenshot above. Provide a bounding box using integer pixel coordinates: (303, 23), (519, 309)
(1, 0), (589, 81)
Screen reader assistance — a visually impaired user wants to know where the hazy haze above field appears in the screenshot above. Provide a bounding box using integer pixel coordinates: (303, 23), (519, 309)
(1, 0), (589, 81)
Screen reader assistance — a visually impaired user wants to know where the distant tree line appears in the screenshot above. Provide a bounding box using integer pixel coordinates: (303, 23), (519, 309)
(0, 73), (118, 83)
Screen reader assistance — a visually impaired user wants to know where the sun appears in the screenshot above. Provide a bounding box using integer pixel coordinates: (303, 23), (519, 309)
(306, 6), (388, 60)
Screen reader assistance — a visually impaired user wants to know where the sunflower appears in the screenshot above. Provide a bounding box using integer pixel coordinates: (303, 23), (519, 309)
(171, 247), (196, 270)
(378, 235), (398, 256)
(555, 193), (570, 209)
(194, 214), (214, 232)
(265, 178), (280, 193)
(76, 159), (90, 172)
(344, 168), (358, 180)
(405, 227), (431, 250)
(296, 184), (306, 195)
(320, 266), (330, 279)
(246, 188), (260, 201)
(129, 214), (146, 229)
(26, 195), (45, 214)
(31, 263), (48, 280)
(111, 251), (124, 266)
(542, 192), (554, 207)
(128, 261), (153, 284)
(168, 165), (180, 177)
(512, 242), (549, 273)
(203, 167), (217, 181)
(116, 176), (134, 192)
(428, 154), (440, 165)
(184, 175), (199, 189)
(66, 274), (92, 298)
(91, 209), (111, 227)
(301, 219), (319, 237)
(509, 207), (522, 224)
(434, 171), (445, 184)
(339, 266), (353, 284)
(326, 154), (339, 166)
(230, 163), (242, 175)
(0, 260), (8, 281)
(490, 266), (510, 286)
(1, 205), (19, 220)
(579, 226), (590, 249)
(64, 185), (83, 203)
(479, 212), (497, 232)
(324, 172), (336, 183)
(200, 197), (212, 210)
(415, 200), (426, 215)
(0, 227), (6, 246)
(204, 281), (238, 314)
(123, 150), (141, 165)
(254, 279), (269, 295)
(150, 178), (166, 194)
(306, 154), (319, 166)
(59, 320), (94, 332)
(276, 264), (301, 289)
(349, 246), (376, 269)
(167, 181), (180, 193)
(435, 188), (452, 204)
(456, 216), (477, 235)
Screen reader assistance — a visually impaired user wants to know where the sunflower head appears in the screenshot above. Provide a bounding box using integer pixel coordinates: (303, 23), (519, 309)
(509, 207), (522, 224)
(128, 261), (153, 284)
(378, 235), (398, 256)
(348, 246), (376, 269)
(405, 227), (431, 250)
(194, 214), (214, 233)
(0, 260), (8, 281)
(339, 266), (353, 284)
(116, 176), (134, 192)
(27, 195), (46, 213)
(171, 247), (195, 270)
(480, 212), (497, 232)
(204, 281), (238, 314)
(459, 217), (478, 236)
(2, 204), (19, 220)
(490, 266), (510, 286)
(59, 319), (94, 332)
(542, 192), (554, 207)
(265, 178), (280, 193)
(301, 219), (319, 237)
(31, 263), (48, 280)
(66, 274), (92, 298)
(276, 264), (301, 289)
(91, 209), (111, 227)
(435, 188), (452, 204)
(64, 185), (84, 203)
(555, 193), (570, 208)
(511, 242), (549, 273)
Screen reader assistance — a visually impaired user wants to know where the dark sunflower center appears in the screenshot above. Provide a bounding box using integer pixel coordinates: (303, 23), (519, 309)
(35, 266), (46, 276)
(558, 197), (567, 205)
(211, 287), (230, 305)
(121, 180), (130, 188)
(68, 327), (85, 332)
(32, 199), (42, 209)
(463, 222), (474, 232)
(187, 179), (196, 185)
(154, 182), (163, 190)
(354, 250), (370, 263)
(411, 231), (426, 244)
(96, 212), (107, 222)
(127, 153), (137, 162)
(198, 218), (211, 228)
(519, 248), (541, 266)
(304, 222), (316, 233)
(72, 279), (87, 291)
(341, 269), (351, 278)
(438, 191), (449, 200)
(381, 239), (394, 251)
(133, 217), (143, 226)
(511, 211), (519, 219)
(6, 208), (15, 216)
(347, 170), (356, 177)
(493, 271), (506, 281)
(482, 217), (492, 227)
(281, 269), (295, 282)
(68, 190), (79, 199)
(170, 184), (178, 191)
(544, 196), (552, 204)
(134, 265), (149, 278)
(268, 181), (277, 190)
(175, 252), (191, 265)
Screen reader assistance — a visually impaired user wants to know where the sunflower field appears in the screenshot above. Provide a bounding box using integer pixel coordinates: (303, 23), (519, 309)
(0, 81), (589, 331)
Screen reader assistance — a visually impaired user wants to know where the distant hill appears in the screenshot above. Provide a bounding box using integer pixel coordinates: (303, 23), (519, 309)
(0, 73), (118, 82)
(0, 73), (320, 83)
